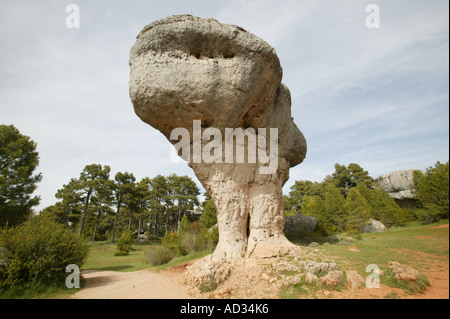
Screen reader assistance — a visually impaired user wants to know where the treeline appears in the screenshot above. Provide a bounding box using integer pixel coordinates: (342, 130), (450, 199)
(42, 164), (202, 242)
(284, 162), (449, 235)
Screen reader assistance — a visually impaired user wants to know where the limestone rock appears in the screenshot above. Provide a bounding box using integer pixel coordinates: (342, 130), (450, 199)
(388, 261), (420, 282)
(358, 219), (387, 233)
(129, 15), (307, 264)
(346, 269), (365, 291)
(375, 169), (422, 209)
(304, 261), (338, 275)
(318, 270), (343, 288)
(305, 272), (318, 285)
(284, 214), (317, 236)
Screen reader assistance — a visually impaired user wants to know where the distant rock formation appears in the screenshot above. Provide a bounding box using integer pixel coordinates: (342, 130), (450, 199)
(375, 169), (421, 209)
(358, 219), (387, 233)
(283, 214), (317, 236)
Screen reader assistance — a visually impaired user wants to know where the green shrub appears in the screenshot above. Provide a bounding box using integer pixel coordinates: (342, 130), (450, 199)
(146, 245), (175, 266)
(161, 231), (182, 255)
(0, 214), (89, 292)
(199, 276), (218, 292)
(161, 217), (218, 256)
(115, 230), (134, 256)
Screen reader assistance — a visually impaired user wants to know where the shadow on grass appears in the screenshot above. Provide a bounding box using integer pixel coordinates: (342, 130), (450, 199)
(85, 265), (136, 272)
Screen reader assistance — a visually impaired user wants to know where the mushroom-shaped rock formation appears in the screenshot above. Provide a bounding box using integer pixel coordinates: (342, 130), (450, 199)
(129, 15), (307, 262)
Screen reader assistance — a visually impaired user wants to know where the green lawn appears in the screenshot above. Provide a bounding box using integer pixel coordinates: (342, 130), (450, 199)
(320, 220), (449, 272)
(82, 241), (211, 272)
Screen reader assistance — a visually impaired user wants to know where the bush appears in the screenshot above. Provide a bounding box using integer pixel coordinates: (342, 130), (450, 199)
(0, 214), (89, 292)
(160, 215), (218, 259)
(146, 246), (175, 266)
(115, 230), (134, 256)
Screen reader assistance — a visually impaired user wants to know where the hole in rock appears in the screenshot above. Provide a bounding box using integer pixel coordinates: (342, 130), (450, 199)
(223, 51), (235, 59)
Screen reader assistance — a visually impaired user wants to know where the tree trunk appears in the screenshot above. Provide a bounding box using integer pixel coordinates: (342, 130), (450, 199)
(111, 203), (121, 244)
(92, 210), (101, 242)
(79, 190), (92, 235)
(153, 211), (159, 236)
(137, 216), (142, 235)
(128, 210), (133, 230)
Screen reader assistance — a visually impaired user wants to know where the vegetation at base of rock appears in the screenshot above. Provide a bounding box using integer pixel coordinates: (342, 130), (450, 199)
(384, 268), (430, 294)
(198, 276), (219, 293)
(145, 245), (176, 266)
(159, 215), (219, 258)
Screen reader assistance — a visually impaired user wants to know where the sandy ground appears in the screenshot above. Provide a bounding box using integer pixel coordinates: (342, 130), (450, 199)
(70, 269), (192, 299)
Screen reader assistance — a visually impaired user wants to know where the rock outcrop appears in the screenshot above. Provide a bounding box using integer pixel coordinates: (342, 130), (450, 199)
(388, 261), (420, 282)
(283, 214), (317, 236)
(129, 15), (307, 265)
(375, 169), (420, 209)
(358, 219), (387, 233)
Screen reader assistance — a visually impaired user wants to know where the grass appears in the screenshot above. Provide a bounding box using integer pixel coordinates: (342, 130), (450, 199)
(283, 219), (448, 298)
(319, 220), (449, 272)
(82, 241), (152, 272)
(83, 241), (211, 272)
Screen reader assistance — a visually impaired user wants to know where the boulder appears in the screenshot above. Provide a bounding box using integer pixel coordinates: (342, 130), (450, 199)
(346, 269), (365, 291)
(283, 214), (317, 236)
(304, 261), (338, 274)
(129, 15), (307, 263)
(358, 219), (387, 233)
(305, 272), (318, 285)
(318, 270), (343, 288)
(375, 169), (422, 209)
(388, 261), (420, 282)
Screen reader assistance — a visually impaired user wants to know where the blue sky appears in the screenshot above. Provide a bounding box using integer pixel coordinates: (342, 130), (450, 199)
(0, 0), (448, 211)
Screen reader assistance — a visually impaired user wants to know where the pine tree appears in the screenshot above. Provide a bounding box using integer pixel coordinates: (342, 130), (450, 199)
(413, 161), (449, 223)
(0, 125), (42, 226)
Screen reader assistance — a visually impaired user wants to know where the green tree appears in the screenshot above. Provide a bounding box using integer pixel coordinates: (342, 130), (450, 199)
(300, 195), (325, 222)
(355, 184), (411, 227)
(148, 175), (169, 236)
(344, 187), (372, 232)
(55, 178), (84, 228)
(200, 199), (217, 228)
(165, 174), (200, 232)
(413, 161), (449, 223)
(322, 183), (347, 234)
(285, 180), (325, 214)
(327, 163), (374, 196)
(110, 172), (136, 243)
(0, 125), (42, 226)
(77, 164), (111, 235)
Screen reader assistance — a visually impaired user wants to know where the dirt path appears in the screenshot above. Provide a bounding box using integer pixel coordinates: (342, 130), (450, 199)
(70, 269), (194, 299)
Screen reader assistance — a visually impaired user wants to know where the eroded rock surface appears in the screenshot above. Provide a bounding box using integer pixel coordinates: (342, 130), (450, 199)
(129, 15), (306, 273)
(375, 169), (421, 209)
